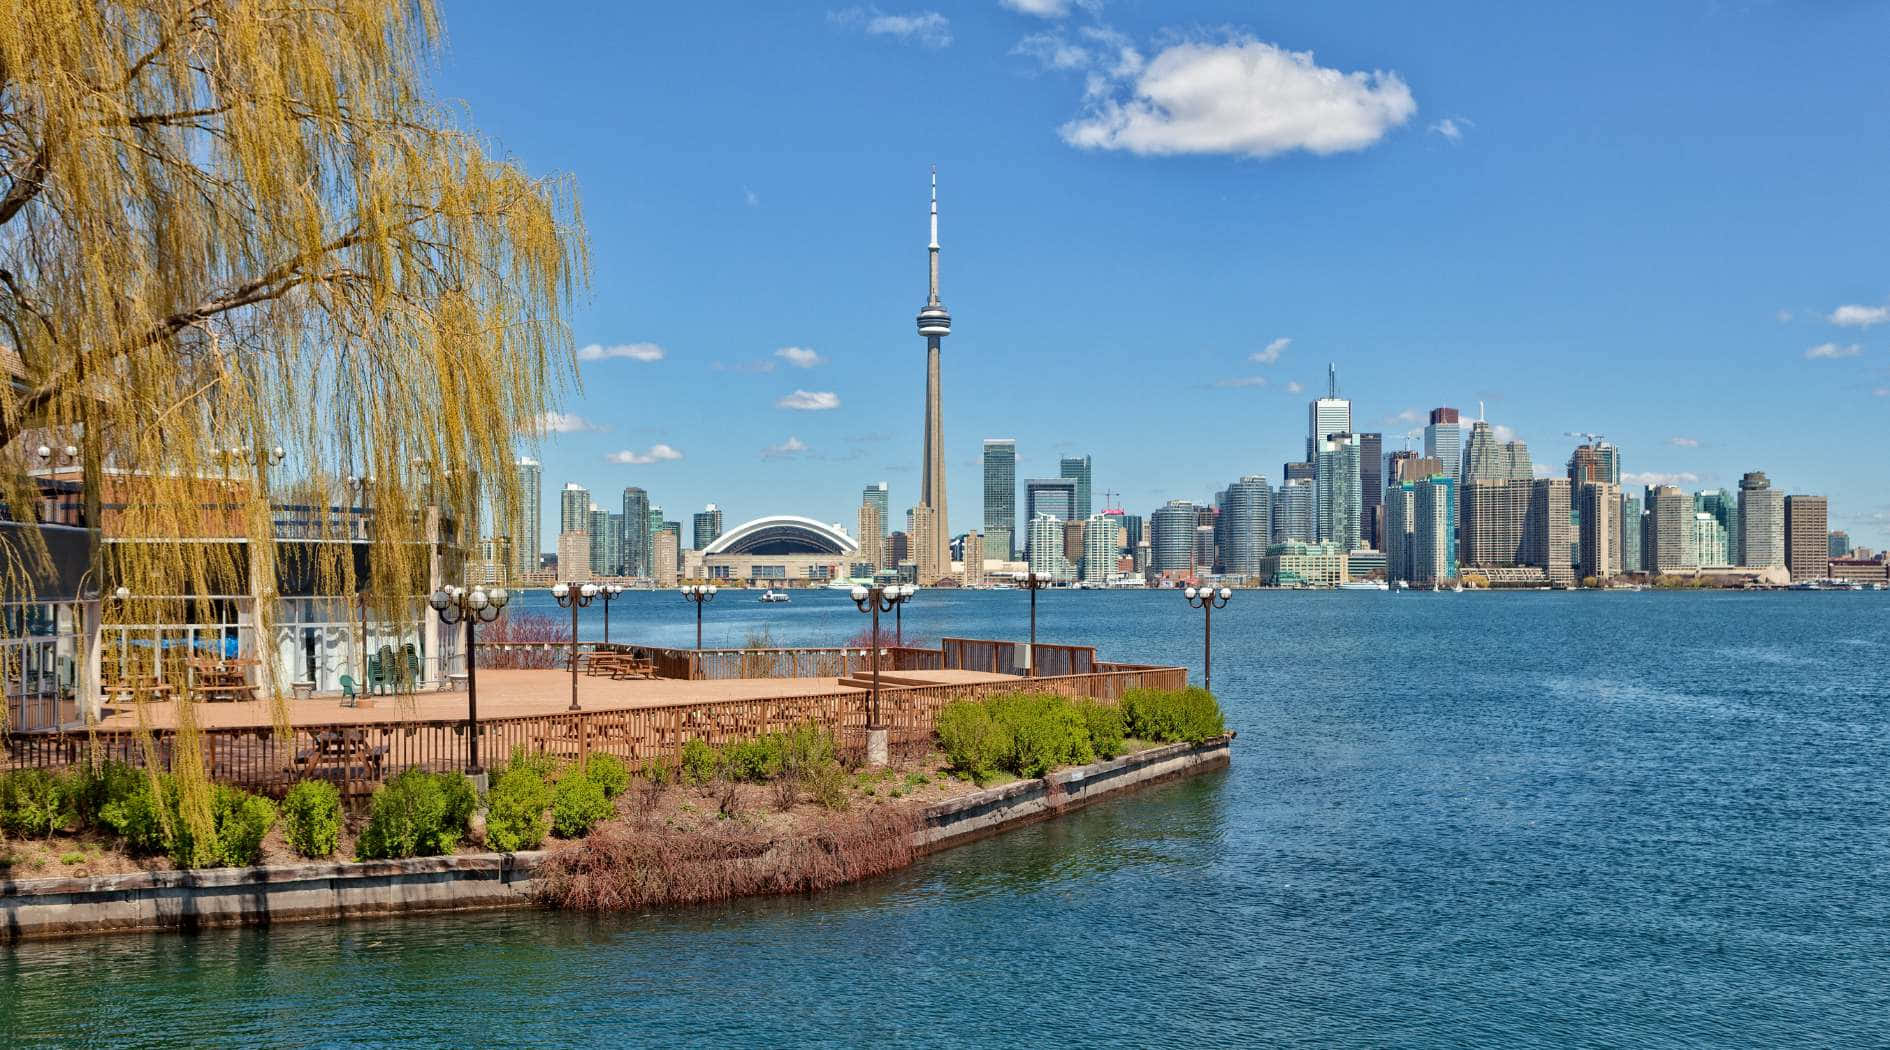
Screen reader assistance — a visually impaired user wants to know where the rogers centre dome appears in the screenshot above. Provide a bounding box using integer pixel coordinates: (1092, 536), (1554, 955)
(702, 515), (858, 560)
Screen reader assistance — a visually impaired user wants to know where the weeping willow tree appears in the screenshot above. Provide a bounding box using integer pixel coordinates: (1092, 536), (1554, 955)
(0, 0), (587, 858)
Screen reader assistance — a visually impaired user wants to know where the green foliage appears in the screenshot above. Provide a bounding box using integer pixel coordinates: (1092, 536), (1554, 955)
(996, 693), (1094, 778)
(281, 780), (343, 859)
(1079, 700), (1126, 760)
(782, 723), (837, 775)
(680, 738), (720, 786)
(100, 774), (171, 855)
(67, 761), (143, 831)
(485, 755), (556, 853)
(642, 756), (674, 787)
(1123, 687), (1226, 744)
(504, 746), (562, 784)
(722, 735), (786, 783)
(805, 760), (849, 811)
(550, 772), (613, 839)
(580, 753), (631, 799)
(936, 702), (1013, 784)
(356, 767), (470, 860)
(210, 786), (277, 867)
(0, 769), (69, 838)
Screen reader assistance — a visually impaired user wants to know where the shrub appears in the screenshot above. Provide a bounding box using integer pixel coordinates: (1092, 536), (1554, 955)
(100, 773), (171, 855)
(551, 773), (613, 839)
(581, 754), (631, 799)
(936, 702), (1012, 783)
(996, 694), (1093, 778)
(782, 723), (837, 775)
(680, 738), (720, 786)
(642, 756), (674, 787)
(806, 760), (850, 811)
(357, 767), (469, 860)
(68, 761), (143, 831)
(211, 786), (277, 867)
(722, 735), (786, 783)
(281, 780), (343, 858)
(1123, 687), (1226, 744)
(1080, 701), (1126, 760)
(486, 756), (556, 853)
(0, 769), (68, 838)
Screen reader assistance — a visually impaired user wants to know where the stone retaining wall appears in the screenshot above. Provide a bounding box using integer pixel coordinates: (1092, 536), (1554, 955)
(0, 736), (1232, 941)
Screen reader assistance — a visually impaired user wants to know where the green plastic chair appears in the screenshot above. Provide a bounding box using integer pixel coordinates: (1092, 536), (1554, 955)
(365, 655), (382, 695)
(339, 674), (357, 707)
(377, 645), (397, 694)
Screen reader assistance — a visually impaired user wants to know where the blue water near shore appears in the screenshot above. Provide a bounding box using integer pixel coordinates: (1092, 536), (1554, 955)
(4, 590), (1889, 1047)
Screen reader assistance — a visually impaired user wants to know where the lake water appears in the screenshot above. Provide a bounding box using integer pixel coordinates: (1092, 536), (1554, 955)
(4, 590), (1888, 1046)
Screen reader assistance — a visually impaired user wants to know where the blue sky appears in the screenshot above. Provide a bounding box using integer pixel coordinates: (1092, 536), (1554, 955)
(434, 0), (1890, 549)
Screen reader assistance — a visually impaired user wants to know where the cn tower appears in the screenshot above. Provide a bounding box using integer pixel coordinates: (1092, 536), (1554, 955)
(915, 167), (951, 582)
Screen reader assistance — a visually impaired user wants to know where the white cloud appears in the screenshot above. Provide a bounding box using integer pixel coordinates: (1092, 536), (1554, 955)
(777, 389), (841, 411)
(1428, 117), (1470, 142)
(1532, 464), (1555, 479)
(744, 187), (760, 208)
(1001, 0), (1070, 16)
(1215, 376), (1267, 388)
(1286, 380), (1303, 394)
(1776, 309), (1793, 323)
(1622, 471), (1700, 487)
(829, 7), (952, 48)
(1668, 436), (1700, 448)
(775, 346), (826, 369)
(1387, 408), (1422, 425)
(577, 342), (666, 363)
(1060, 35), (1416, 159)
(1250, 337), (1290, 364)
(1828, 303), (1890, 327)
(1491, 423), (1518, 443)
(1805, 342), (1862, 360)
(761, 436), (811, 460)
(525, 412), (600, 434)
(605, 444), (683, 465)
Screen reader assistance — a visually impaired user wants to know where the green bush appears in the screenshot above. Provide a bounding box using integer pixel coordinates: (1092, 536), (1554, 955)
(1079, 700), (1126, 760)
(580, 753), (631, 798)
(100, 773), (171, 855)
(211, 786), (277, 866)
(485, 755), (555, 853)
(680, 738), (720, 786)
(722, 735), (787, 783)
(1123, 687), (1226, 744)
(0, 769), (69, 838)
(936, 702), (1013, 783)
(995, 694), (1093, 777)
(805, 759), (849, 810)
(356, 767), (469, 860)
(281, 780), (343, 858)
(68, 761), (143, 831)
(782, 723), (837, 775)
(550, 772), (613, 839)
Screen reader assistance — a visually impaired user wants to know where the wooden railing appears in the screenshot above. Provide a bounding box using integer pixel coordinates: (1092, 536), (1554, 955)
(0, 663), (1188, 796)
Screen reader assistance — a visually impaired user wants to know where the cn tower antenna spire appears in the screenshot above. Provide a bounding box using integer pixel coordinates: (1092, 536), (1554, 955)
(914, 167), (952, 584)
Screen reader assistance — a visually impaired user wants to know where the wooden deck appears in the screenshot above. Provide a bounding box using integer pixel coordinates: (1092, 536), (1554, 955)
(87, 668), (1020, 731)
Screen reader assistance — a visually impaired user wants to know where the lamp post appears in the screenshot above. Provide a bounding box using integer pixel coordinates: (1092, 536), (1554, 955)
(427, 584), (509, 774)
(890, 584), (916, 646)
(680, 583), (717, 651)
(850, 583), (912, 766)
(551, 581), (597, 712)
(598, 583), (625, 644)
(1183, 585), (1232, 692)
(1015, 571), (1053, 676)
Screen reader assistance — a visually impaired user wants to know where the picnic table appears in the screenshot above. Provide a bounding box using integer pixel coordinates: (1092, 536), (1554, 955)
(586, 652), (655, 680)
(101, 675), (174, 708)
(294, 728), (388, 782)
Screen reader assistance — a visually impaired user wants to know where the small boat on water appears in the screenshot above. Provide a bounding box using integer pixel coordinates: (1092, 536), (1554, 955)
(1338, 580), (1389, 591)
(758, 589), (791, 603)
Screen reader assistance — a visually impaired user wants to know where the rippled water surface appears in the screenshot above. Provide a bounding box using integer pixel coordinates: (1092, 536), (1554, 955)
(5, 590), (1888, 1047)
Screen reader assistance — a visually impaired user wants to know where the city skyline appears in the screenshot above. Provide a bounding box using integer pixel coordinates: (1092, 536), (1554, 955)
(450, 3), (1890, 549)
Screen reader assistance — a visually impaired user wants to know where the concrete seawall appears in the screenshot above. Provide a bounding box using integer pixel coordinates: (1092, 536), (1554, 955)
(0, 736), (1232, 941)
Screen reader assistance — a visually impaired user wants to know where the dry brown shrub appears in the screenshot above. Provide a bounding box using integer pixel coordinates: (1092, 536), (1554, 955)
(537, 806), (920, 911)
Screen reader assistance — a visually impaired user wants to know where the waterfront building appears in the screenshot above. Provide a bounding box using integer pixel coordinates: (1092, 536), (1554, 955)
(1621, 494), (1643, 573)
(651, 529), (679, 587)
(587, 504), (611, 577)
(1024, 478), (1078, 559)
(1691, 511), (1730, 569)
(1081, 514), (1116, 584)
(691, 505), (723, 554)
(1384, 480), (1415, 584)
(513, 457), (542, 578)
(1347, 548), (1386, 580)
(1117, 513), (1143, 555)
(1306, 364), (1352, 462)
(1358, 432), (1384, 550)
(647, 506), (664, 554)
(1459, 420), (1534, 570)
(1738, 472), (1785, 568)
(1523, 477), (1575, 586)
(889, 531), (909, 565)
(1412, 474), (1458, 585)
(1829, 554), (1890, 583)
(861, 481), (889, 548)
(1315, 433), (1362, 551)
(1027, 514), (1073, 581)
(981, 441), (1015, 559)
(1829, 530), (1852, 558)
(1568, 442), (1621, 489)
(1063, 519), (1087, 567)
(556, 530), (591, 581)
(618, 487), (650, 578)
(700, 515), (857, 584)
(1647, 486), (1693, 573)
(909, 503), (943, 583)
(1423, 408), (1463, 483)
(1577, 482), (1622, 580)
(1785, 495), (1829, 580)
(857, 502), (884, 571)
(1060, 454), (1093, 520)
(960, 530), (986, 585)
(1462, 419), (1533, 485)
(1272, 478), (1316, 544)
(1220, 475), (1272, 576)
(1194, 524), (1217, 573)
(559, 483), (590, 537)
(914, 169), (953, 585)
(1259, 540), (1349, 587)
(1150, 500), (1198, 574)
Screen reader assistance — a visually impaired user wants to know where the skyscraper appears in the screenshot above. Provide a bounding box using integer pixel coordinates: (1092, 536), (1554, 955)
(1523, 477), (1575, 585)
(1027, 515), (1072, 581)
(1220, 475), (1272, 576)
(1423, 408), (1463, 483)
(862, 481), (889, 549)
(1785, 494), (1829, 580)
(1283, 461), (1316, 483)
(588, 504), (611, 577)
(857, 501), (884, 571)
(559, 483), (590, 537)
(915, 168), (952, 584)
(692, 504), (723, 551)
(1315, 434), (1361, 551)
(1412, 474), (1457, 586)
(1384, 481), (1414, 583)
(1306, 364), (1351, 461)
(1647, 486), (1692, 573)
(603, 512), (624, 575)
(1272, 478), (1316, 544)
(1459, 420), (1533, 569)
(1357, 432), (1383, 550)
(1737, 471), (1784, 568)
(1059, 454), (1093, 521)
(981, 442), (1015, 559)
(1830, 530), (1853, 558)
(1620, 493), (1643, 574)
(620, 487), (650, 577)
(1081, 513), (1116, 584)
(1150, 501), (1197, 574)
(1691, 511), (1730, 568)
(1577, 482), (1621, 580)
(513, 457), (542, 577)
(1024, 478), (1078, 537)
